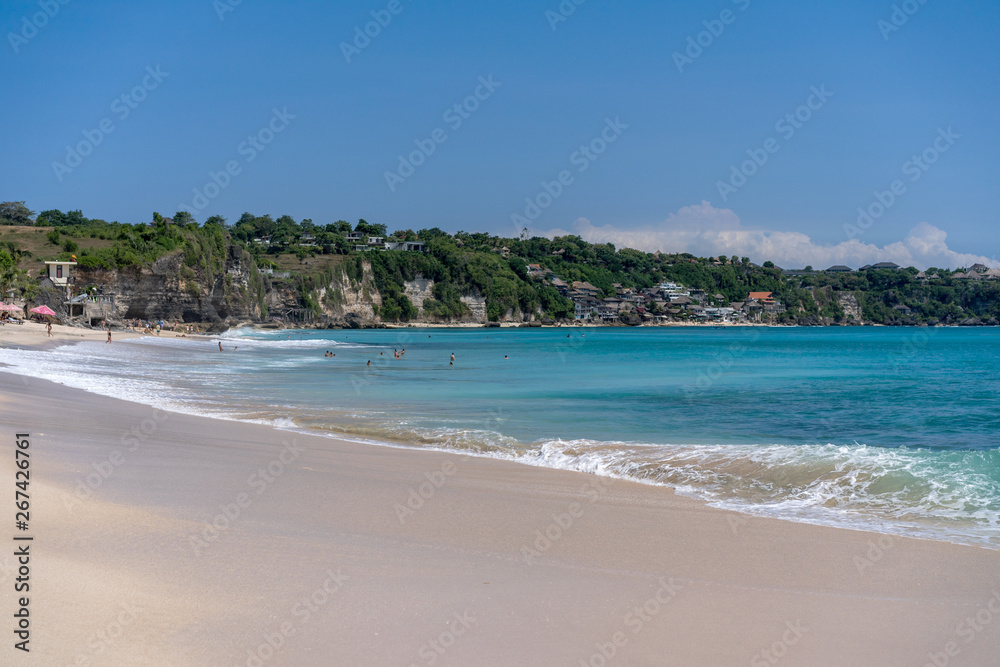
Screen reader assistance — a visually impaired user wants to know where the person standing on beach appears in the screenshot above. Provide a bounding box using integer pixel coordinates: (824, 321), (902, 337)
(219, 341), (224, 352)
(47, 322), (52, 337)
(107, 330), (112, 343)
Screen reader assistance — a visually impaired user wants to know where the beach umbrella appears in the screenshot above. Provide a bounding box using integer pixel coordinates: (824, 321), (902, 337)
(0, 303), (22, 312)
(30, 305), (57, 318)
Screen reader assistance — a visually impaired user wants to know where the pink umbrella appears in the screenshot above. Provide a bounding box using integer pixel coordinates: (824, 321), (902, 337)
(30, 305), (57, 317)
(0, 303), (22, 312)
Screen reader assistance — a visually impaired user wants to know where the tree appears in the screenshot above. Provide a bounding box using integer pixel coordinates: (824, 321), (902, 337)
(355, 219), (387, 237)
(0, 248), (16, 294)
(37, 209), (66, 226)
(328, 220), (352, 234)
(173, 211), (196, 226)
(0, 202), (35, 226)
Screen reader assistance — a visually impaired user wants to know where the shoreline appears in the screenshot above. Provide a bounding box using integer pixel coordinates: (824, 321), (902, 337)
(4, 326), (995, 552)
(1, 371), (999, 664)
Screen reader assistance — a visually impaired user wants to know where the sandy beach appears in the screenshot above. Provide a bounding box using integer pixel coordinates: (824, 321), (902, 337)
(0, 320), (221, 350)
(0, 360), (996, 666)
(0, 320), (142, 347)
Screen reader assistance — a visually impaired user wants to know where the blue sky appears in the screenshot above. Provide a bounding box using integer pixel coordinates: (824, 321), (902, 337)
(2, 0), (998, 268)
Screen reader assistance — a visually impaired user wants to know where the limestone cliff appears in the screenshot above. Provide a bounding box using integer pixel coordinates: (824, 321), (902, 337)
(57, 245), (266, 326)
(838, 292), (863, 324)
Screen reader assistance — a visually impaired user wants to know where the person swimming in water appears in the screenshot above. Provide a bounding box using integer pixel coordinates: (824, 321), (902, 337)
(218, 341), (223, 351)
(367, 360), (371, 366)
(450, 353), (455, 362)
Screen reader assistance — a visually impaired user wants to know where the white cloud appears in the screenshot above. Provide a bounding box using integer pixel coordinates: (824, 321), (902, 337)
(536, 202), (993, 270)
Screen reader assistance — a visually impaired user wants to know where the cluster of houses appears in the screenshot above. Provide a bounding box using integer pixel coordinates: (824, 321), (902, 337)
(793, 262), (1000, 280)
(252, 232), (427, 253)
(526, 265), (783, 324)
(934, 263), (1000, 281)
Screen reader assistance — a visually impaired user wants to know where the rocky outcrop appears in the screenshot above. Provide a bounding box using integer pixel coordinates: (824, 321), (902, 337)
(838, 292), (863, 324)
(460, 294), (487, 322)
(72, 245), (265, 326)
(320, 262), (382, 321)
(404, 277), (434, 311)
(54, 254), (541, 330)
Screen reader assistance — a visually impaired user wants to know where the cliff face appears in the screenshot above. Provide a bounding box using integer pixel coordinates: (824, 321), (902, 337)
(838, 292), (863, 324)
(319, 262), (382, 321)
(53, 256), (532, 330)
(70, 245), (265, 326)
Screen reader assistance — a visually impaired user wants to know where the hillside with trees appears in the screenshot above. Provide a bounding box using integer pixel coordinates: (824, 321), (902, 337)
(2, 201), (999, 328)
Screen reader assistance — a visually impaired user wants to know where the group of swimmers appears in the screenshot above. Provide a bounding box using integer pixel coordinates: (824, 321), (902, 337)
(318, 343), (514, 367)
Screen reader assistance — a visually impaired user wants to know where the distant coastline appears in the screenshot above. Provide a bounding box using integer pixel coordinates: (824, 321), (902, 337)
(4, 211), (999, 333)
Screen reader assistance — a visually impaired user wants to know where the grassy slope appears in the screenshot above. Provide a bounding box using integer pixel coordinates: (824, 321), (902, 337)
(0, 226), (115, 275)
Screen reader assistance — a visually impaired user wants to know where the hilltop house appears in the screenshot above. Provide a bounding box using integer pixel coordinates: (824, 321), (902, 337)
(384, 241), (427, 252)
(572, 281), (600, 298)
(826, 265), (853, 273)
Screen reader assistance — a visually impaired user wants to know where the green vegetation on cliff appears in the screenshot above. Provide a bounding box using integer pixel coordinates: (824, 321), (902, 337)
(3, 202), (999, 326)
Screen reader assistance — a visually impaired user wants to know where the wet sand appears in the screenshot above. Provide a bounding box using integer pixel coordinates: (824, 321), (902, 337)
(0, 372), (997, 666)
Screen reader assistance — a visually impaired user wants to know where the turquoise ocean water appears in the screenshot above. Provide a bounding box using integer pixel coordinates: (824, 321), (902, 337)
(2, 326), (998, 548)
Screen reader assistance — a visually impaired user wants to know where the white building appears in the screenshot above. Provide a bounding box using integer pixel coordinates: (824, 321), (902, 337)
(658, 281), (690, 299)
(45, 260), (77, 286)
